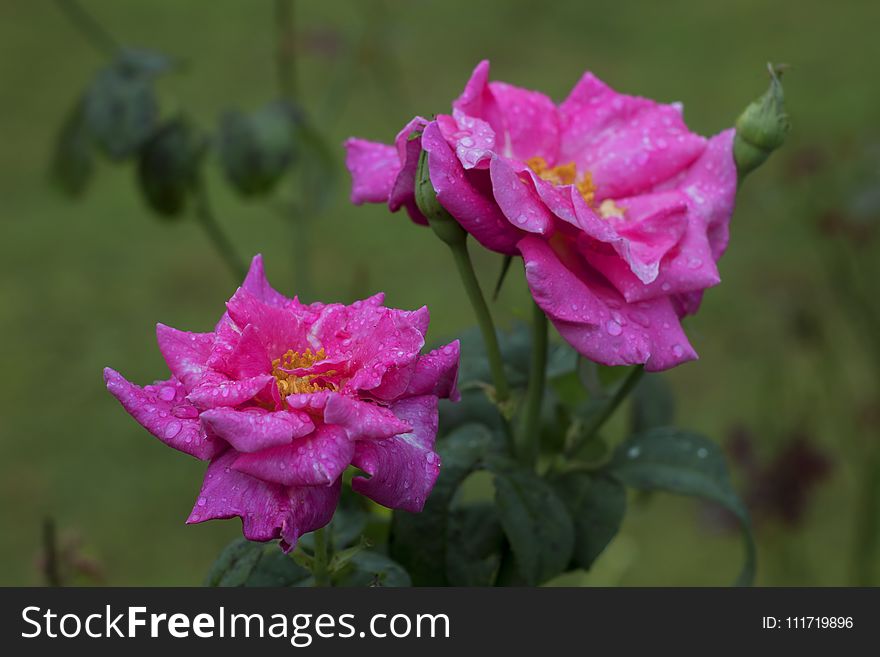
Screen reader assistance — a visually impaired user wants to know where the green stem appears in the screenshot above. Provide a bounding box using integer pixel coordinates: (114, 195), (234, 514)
(566, 365), (645, 458)
(53, 0), (120, 58)
(312, 527), (330, 587)
(448, 240), (511, 406)
(288, 202), (313, 301)
(193, 179), (247, 281)
(274, 0), (298, 101)
(274, 0), (314, 301)
(518, 302), (547, 467)
(852, 442), (880, 585)
(42, 517), (62, 587)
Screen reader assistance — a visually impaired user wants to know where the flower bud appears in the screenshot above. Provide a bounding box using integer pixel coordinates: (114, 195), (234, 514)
(734, 63), (790, 179)
(414, 138), (467, 246)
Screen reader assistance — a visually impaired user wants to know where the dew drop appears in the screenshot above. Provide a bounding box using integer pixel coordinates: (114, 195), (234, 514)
(672, 344), (684, 358)
(606, 320), (623, 336)
(158, 386), (176, 401)
(197, 496), (207, 507)
(164, 421), (182, 439)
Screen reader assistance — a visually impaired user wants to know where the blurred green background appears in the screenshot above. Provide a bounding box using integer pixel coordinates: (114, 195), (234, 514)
(1, 0), (878, 586)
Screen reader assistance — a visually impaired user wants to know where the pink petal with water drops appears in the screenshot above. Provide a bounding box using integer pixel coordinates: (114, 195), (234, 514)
(323, 393), (412, 441)
(241, 254), (290, 308)
(104, 368), (223, 460)
(489, 156), (554, 235)
(519, 236), (697, 371)
(199, 407), (314, 453)
(404, 340), (461, 401)
(155, 323), (214, 391)
(558, 72), (706, 198)
(351, 396), (441, 513)
(388, 116), (430, 224)
(344, 138), (400, 204)
(422, 120), (521, 255)
(186, 373), (275, 410)
(232, 424), (353, 487)
(437, 109), (497, 170)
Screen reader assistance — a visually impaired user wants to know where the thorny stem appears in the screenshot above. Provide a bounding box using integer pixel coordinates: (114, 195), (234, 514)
(53, 0), (121, 58)
(193, 179), (247, 281)
(518, 301), (548, 468)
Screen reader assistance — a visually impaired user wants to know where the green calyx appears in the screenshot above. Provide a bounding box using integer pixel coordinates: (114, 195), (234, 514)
(733, 63), (790, 179)
(414, 144), (467, 246)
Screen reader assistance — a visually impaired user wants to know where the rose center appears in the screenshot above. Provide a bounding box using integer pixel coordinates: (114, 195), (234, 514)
(271, 347), (337, 396)
(526, 156), (625, 219)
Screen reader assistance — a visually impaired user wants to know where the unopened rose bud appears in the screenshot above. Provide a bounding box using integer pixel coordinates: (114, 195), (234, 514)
(414, 139), (467, 246)
(734, 63), (790, 179)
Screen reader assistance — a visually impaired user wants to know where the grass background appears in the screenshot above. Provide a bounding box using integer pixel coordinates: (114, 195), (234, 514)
(1, 0), (878, 585)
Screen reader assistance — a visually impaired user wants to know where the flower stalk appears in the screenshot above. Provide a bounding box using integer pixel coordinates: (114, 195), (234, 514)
(192, 177), (248, 281)
(311, 527), (330, 587)
(518, 301), (548, 467)
(415, 149), (512, 408)
(565, 365), (645, 459)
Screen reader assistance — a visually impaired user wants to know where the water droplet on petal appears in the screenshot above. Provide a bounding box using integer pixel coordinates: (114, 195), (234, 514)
(164, 421), (182, 439)
(672, 344), (684, 358)
(606, 320), (623, 336)
(158, 386), (176, 401)
(197, 496), (207, 507)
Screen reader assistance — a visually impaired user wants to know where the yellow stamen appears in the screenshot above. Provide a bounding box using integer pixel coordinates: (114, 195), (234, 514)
(271, 347), (337, 397)
(598, 198), (626, 219)
(526, 155), (621, 219)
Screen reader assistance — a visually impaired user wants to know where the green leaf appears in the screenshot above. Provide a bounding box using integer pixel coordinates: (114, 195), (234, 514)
(604, 427), (757, 586)
(137, 118), (205, 217)
(630, 373), (675, 433)
(206, 538), (311, 587)
(204, 538), (265, 587)
(244, 550), (311, 587)
(333, 551), (411, 587)
(50, 99), (93, 197)
(546, 343), (578, 380)
(438, 392), (506, 436)
(552, 473), (626, 571)
(390, 423), (494, 585)
(83, 64), (158, 161)
(490, 459), (575, 585)
(217, 101), (298, 197)
(446, 502), (504, 586)
(118, 48), (174, 76)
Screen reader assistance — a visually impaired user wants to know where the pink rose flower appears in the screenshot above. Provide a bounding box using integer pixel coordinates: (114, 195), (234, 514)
(104, 255), (459, 551)
(345, 61), (737, 371)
